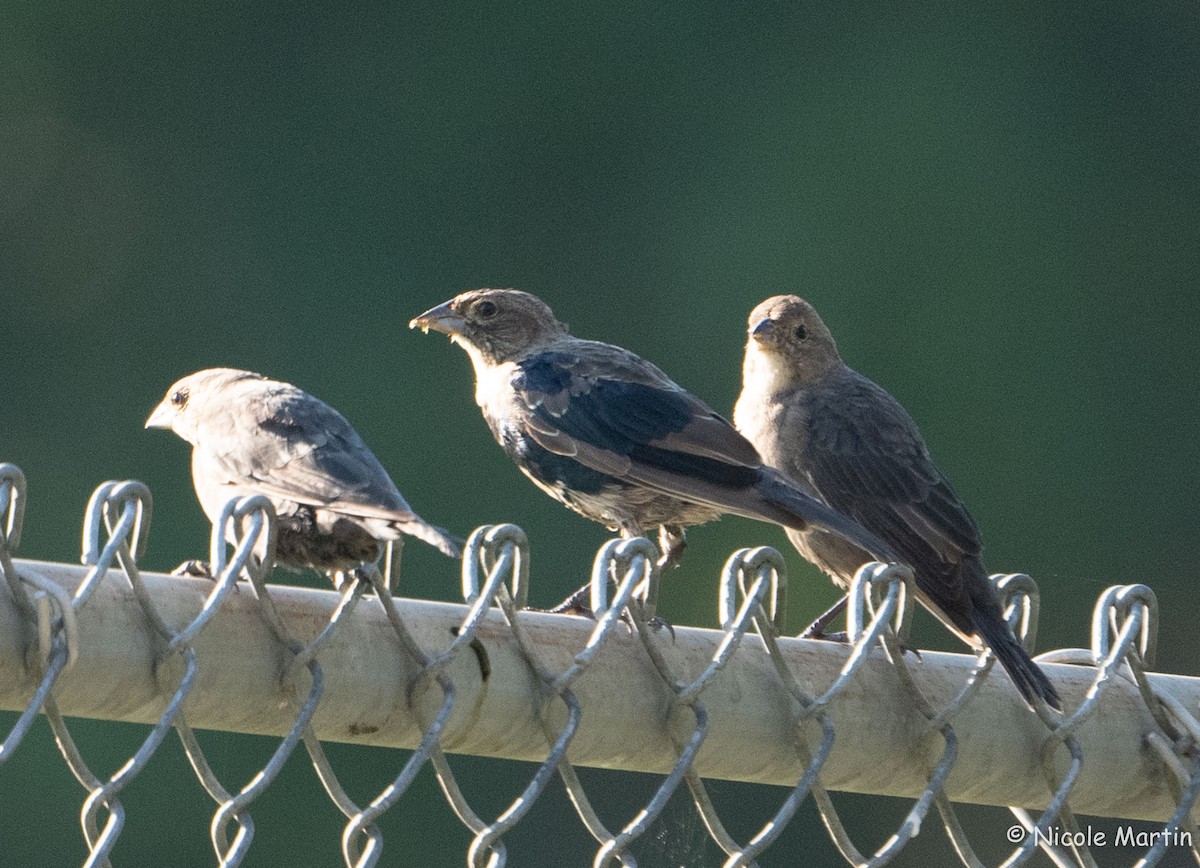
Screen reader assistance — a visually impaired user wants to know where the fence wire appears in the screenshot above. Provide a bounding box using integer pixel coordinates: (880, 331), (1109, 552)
(0, 462), (1196, 867)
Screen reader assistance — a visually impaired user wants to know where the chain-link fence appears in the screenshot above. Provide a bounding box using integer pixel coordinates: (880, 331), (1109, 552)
(0, 462), (1196, 867)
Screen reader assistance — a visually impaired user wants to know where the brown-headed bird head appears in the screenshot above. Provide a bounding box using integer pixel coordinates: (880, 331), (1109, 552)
(409, 289), (569, 366)
(743, 295), (842, 390)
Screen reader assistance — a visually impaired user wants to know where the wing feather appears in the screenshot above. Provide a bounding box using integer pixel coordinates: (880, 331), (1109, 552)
(512, 344), (762, 492)
(800, 370), (982, 606)
(201, 383), (417, 522)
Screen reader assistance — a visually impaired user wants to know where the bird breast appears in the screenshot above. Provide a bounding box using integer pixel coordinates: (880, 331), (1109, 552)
(740, 342), (795, 399)
(734, 370), (783, 450)
(470, 353), (520, 418)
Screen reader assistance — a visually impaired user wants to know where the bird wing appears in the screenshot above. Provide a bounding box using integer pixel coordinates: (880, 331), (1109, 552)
(201, 384), (418, 522)
(512, 342), (764, 492)
(800, 370), (983, 580)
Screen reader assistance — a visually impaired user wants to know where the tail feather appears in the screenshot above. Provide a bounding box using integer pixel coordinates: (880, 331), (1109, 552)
(394, 518), (464, 559)
(973, 609), (1061, 710)
(756, 470), (899, 564)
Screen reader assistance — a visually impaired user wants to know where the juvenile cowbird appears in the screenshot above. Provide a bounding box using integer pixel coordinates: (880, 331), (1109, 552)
(146, 368), (461, 582)
(734, 296), (1059, 709)
(409, 289), (894, 583)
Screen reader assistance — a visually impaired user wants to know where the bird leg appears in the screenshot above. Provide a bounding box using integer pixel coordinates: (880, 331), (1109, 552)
(799, 595), (848, 639)
(541, 585), (672, 637)
(544, 585), (595, 617)
(799, 593), (920, 657)
(656, 525), (687, 571)
(382, 539), (403, 593)
(170, 559), (243, 595)
(539, 531), (675, 637)
(332, 565), (379, 592)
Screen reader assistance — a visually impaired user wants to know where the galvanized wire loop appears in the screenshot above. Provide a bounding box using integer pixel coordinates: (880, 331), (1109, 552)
(462, 523), (529, 610)
(845, 560), (915, 651)
(546, 539), (654, 701)
(995, 584), (1167, 868)
(0, 463), (27, 552)
(77, 480), (153, 607)
(678, 546), (779, 709)
(212, 658), (325, 865)
(719, 545), (786, 634)
(19, 566), (80, 674)
(588, 536), (659, 617)
(332, 566), (462, 868)
(0, 626), (70, 766)
(597, 617), (704, 865)
(441, 528), (548, 868)
(81, 480), (152, 567)
(735, 556), (842, 863)
(211, 495), (278, 582)
(700, 546), (835, 865)
(993, 572), (1041, 650)
(1092, 583), (1158, 670)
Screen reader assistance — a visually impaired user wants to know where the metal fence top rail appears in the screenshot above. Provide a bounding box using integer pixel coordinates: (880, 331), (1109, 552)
(0, 464), (1196, 868)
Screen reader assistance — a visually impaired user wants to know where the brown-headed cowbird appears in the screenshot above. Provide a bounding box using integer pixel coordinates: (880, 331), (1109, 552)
(146, 368), (461, 582)
(734, 295), (1059, 709)
(409, 289), (895, 586)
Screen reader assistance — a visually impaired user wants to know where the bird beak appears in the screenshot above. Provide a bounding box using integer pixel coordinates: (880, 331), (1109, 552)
(144, 401), (173, 430)
(750, 318), (775, 342)
(409, 300), (468, 337)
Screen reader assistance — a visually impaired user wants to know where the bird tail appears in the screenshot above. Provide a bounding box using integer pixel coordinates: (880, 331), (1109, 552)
(972, 607), (1061, 710)
(393, 518), (464, 559)
(754, 469), (899, 563)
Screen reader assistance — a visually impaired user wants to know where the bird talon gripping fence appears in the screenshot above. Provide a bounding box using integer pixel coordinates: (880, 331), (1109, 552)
(0, 462), (1197, 867)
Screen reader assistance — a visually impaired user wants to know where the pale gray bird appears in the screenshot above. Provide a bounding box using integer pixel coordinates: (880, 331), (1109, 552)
(734, 295), (1059, 709)
(409, 289), (895, 586)
(146, 368), (461, 581)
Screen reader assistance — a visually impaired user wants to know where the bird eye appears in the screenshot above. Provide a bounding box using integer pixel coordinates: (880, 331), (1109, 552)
(170, 388), (189, 407)
(793, 323), (808, 340)
(476, 300), (498, 318)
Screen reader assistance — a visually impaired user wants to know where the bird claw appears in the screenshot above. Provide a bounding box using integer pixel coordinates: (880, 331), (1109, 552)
(534, 586), (675, 639)
(642, 613), (676, 640)
(655, 526), (687, 571)
(799, 627), (849, 642)
(799, 627), (921, 658)
(332, 565), (376, 592)
(170, 559), (244, 594)
(542, 586), (594, 617)
(171, 559), (215, 579)
(799, 596), (849, 640)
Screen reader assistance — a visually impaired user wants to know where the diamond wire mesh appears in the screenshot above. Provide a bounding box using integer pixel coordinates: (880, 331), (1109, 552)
(0, 463), (1197, 867)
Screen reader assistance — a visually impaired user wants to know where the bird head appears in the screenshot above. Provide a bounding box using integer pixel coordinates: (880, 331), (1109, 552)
(409, 289), (568, 365)
(744, 295), (842, 386)
(145, 368), (265, 444)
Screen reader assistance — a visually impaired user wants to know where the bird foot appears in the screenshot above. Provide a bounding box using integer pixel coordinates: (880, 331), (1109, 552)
(536, 586), (675, 639)
(800, 627), (849, 642)
(799, 596), (849, 640)
(171, 560), (215, 579)
(171, 559), (244, 594)
(332, 565), (376, 592)
(642, 613), (676, 640)
(655, 526), (686, 571)
(799, 627), (921, 658)
(542, 586), (594, 617)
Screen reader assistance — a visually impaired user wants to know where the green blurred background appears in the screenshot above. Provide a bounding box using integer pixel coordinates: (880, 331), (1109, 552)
(3, 2), (1198, 865)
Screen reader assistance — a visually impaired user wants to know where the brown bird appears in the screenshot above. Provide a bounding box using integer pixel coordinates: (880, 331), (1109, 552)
(146, 368), (461, 584)
(734, 295), (1059, 709)
(410, 289), (895, 601)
